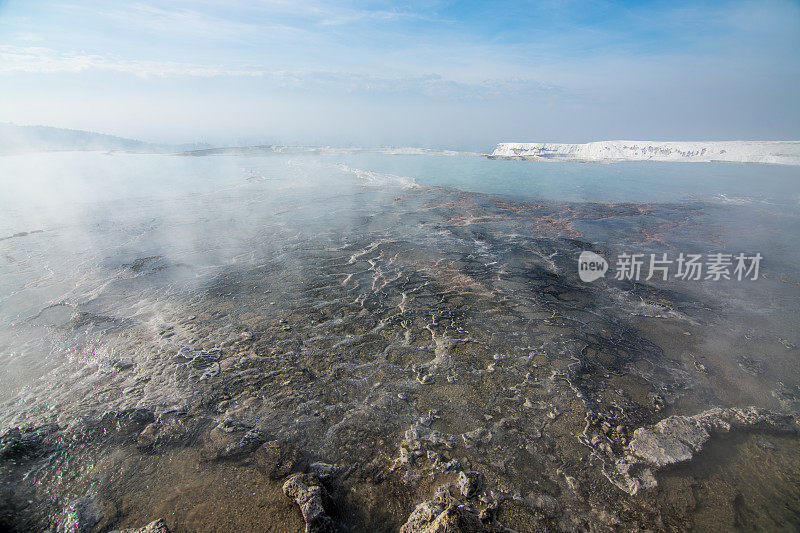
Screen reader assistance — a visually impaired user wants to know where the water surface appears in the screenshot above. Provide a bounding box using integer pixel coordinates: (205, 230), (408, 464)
(0, 151), (798, 531)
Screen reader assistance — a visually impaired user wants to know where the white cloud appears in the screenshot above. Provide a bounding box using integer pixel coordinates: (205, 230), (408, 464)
(0, 45), (561, 99)
(59, 2), (265, 41)
(56, 0), (429, 42)
(0, 45), (264, 76)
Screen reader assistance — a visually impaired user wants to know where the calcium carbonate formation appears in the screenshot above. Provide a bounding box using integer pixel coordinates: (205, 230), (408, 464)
(490, 140), (800, 165)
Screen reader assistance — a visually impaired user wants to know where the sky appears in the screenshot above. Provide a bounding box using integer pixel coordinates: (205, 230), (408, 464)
(0, 0), (798, 149)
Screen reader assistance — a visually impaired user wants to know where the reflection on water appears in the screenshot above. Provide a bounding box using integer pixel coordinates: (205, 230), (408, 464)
(0, 152), (798, 531)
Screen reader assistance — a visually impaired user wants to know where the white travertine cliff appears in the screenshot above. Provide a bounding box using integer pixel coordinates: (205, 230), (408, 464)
(490, 140), (800, 165)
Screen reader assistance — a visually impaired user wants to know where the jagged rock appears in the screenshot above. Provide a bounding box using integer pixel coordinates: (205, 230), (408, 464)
(478, 502), (499, 524)
(391, 447), (412, 470)
(608, 406), (799, 494)
(254, 440), (307, 479)
(401, 499), (446, 532)
(203, 419), (266, 460)
(80, 409), (155, 444)
(457, 471), (482, 498)
(402, 423), (455, 451)
(0, 423), (59, 461)
(98, 356), (134, 373)
(528, 493), (560, 519)
(99, 409), (155, 436)
(309, 462), (339, 478)
(136, 412), (208, 452)
(282, 473), (336, 533)
(135, 423), (160, 450)
(461, 428), (492, 449)
(114, 518), (171, 533)
(400, 500), (486, 533)
(56, 493), (117, 533)
(56, 495), (100, 533)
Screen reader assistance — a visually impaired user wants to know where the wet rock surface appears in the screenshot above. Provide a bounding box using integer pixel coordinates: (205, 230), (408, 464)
(85, 409), (156, 442)
(202, 418), (267, 461)
(255, 439), (309, 479)
(113, 518), (171, 533)
(399, 484), (507, 533)
(55, 493), (119, 533)
(56, 494), (102, 533)
(457, 471), (482, 498)
(606, 406), (799, 494)
(401, 501), (486, 533)
(283, 473), (336, 532)
(0, 424), (59, 461)
(0, 157), (799, 531)
(135, 411), (207, 453)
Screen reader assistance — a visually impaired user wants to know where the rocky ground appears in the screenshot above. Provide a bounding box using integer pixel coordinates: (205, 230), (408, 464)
(1, 185), (799, 531)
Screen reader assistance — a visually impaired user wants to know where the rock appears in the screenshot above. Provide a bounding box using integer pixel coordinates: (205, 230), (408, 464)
(755, 437), (777, 450)
(203, 419), (266, 460)
(56, 495), (100, 533)
(114, 518), (171, 533)
(393, 446), (413, 469)
(136, 413), (207, 453)
(309, 462), (338, 478)
(214, 417), (245, 432)
(628, 416), (703, 467)
(400, 499), (445, 532)
(629, 407), (795, 468)
(136, 423), (166, 452)
(400, 500), (486, 533)
(461, 428), (492, 449)
(420, 410), (440, 427)
(220, 428), (265, 459)
(738, 356), (765, 376)
(282, 473), (336, 533)
(103, 409), (155, 434)
(402, 423), (456, 451)
(608, 406), (798, 494)
(56, 493), (117, 533)
(529, 493), (560, 519)
(254, 440), (308, 479)
(186, 348), (222, 370)
(478, 502), (499, 524)
(83, 409), (155, 443)
(457, 471), (482, 498)
(0, 423), (59, 461)
(109, 357), (134, 371)
(400, 486), (491, 533)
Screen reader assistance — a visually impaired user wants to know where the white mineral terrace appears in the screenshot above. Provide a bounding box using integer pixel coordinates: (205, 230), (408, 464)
(490, 140), (800, 165)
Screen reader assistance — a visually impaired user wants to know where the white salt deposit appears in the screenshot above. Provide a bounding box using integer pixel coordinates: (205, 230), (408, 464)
(490, 140), (800, 165)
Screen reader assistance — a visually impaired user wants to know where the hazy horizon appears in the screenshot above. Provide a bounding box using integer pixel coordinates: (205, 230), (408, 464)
(1, 0), (799, 150)
(2, 3), (800, 531)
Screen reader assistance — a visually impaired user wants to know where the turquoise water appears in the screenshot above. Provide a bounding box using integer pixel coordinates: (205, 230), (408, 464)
(331, 153), (800, 205)
(2, 150), (798, 281)
(1, 151), (798, 215)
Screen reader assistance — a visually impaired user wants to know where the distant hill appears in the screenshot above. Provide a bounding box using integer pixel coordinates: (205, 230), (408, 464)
(0, 123), (209, 154)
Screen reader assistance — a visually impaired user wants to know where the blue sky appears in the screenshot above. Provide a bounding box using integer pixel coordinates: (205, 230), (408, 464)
(0, 0), (798, 148)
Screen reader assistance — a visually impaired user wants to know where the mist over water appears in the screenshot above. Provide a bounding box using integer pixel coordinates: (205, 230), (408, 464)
(1, 0), (799, 529)
(0, 151), (799, 531)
